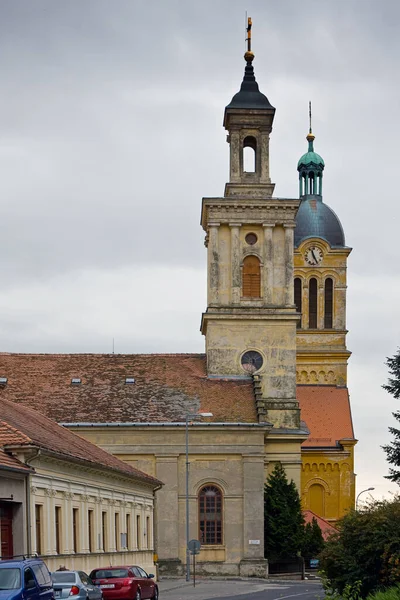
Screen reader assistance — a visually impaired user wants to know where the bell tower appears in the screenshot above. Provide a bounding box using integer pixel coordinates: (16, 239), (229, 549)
(294, 111), (352, 386)
(200, 21), (302, 429)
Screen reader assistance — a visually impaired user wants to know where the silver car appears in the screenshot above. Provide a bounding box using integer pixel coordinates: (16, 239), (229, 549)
(51, 571), (103, 600)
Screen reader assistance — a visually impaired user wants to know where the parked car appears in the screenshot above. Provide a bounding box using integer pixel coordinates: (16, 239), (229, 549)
(51, 571), (102, 600)
(0, 557), (54, 600)
(89, 566), (158, 600)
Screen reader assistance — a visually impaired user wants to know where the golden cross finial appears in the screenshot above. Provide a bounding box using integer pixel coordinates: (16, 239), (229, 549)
(246, 17), (252, 52)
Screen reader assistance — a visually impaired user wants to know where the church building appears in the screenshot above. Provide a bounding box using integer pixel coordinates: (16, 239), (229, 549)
(0, 25), (356, 576)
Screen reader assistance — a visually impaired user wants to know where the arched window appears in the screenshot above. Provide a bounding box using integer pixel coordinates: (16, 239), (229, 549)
(309, 484), (325, 517)
(324, 278), (333, 329)
(198, 485), (223, 545)
(294, 278), (302, 329)
(309, 278), (318, 328)
(242, 255), (261, 298)
(243, 136), (256, 173)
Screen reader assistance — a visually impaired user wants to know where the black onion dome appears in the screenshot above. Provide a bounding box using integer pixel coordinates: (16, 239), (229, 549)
(295, 197), (345, 247)
(226, 58), (275, 110)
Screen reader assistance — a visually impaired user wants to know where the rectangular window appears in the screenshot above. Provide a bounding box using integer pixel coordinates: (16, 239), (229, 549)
(126, 514), (130, 549)
(102, 512), (107, 551)
(88, 509), (94, 553)
(72, 508), (79, 553)
(114, 513), (120, 550)
(35, 505), (43, 555)
(146, 516), (150, 549)
(136, 515), (141, 549)
(55, 506), (61, 554)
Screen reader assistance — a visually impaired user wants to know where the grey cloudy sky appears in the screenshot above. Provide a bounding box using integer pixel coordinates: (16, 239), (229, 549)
(0, 0), (399, 500)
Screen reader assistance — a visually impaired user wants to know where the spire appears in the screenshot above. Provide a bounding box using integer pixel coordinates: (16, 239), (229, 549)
(225, 18), (275, 111)
(306, 101), (315, 151)
(297, 102), (325, 199)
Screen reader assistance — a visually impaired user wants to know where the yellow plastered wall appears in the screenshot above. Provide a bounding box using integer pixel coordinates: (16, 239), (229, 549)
(301, 441), (356, 524)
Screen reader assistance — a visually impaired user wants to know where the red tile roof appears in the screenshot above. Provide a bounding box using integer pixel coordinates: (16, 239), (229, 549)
(0, 354), (355, 451)
(303, 509), (339, 540)
(0, 398), (161, 487)
(298, 386), (355, 447)
(0, 447), (32, 473)
(0, 353), (257, 423)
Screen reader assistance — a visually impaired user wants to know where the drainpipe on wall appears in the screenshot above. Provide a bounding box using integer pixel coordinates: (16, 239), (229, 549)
(25, 449), (41, 557)
(152, 484), (162, 580)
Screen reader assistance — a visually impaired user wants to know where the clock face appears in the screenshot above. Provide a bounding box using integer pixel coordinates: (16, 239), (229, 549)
(305, 246), (323, 266)
(241, 351), (263, 374)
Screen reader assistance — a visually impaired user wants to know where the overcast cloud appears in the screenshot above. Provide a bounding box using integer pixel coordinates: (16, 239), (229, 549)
(0, 0), (399, 501)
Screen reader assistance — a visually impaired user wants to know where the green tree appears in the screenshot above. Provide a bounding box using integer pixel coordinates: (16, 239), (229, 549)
(264, 462), (304, 560)
(382, 348), (400, 483)
(302, 516), (325, 559)
(319, 497), (400, 598)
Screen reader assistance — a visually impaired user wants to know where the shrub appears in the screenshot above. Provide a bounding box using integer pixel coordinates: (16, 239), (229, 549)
(319, 497), (400, 598)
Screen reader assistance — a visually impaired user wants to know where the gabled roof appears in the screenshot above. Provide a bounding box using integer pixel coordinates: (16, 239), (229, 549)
(298, 386), (355, 447)
(0, 353), (257, 423)
(0, 447), (32, 473)
(0, 398), (161, 487)
(303, 509), (339, 540)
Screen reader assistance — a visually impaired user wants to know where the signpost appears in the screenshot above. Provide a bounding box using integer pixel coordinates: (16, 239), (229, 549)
(187, 539), (201, 587)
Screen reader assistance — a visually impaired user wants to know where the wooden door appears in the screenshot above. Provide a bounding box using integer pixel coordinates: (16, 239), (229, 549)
(0, 504), (14, 558)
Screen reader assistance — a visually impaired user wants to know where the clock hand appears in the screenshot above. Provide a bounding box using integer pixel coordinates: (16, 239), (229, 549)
(311, 250), (318, 263)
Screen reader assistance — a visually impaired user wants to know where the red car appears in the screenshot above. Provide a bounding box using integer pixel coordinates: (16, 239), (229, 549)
(89, 566), (158, 600)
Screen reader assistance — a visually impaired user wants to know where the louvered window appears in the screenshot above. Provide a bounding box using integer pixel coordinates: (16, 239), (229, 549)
(242, 255), (261, 298)
(294, 278), (302, 328)
(199, 485), (223, 545)
(324, 278), (333, 329)
(309, 278), (318, 328)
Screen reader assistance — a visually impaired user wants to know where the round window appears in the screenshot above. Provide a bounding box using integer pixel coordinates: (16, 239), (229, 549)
(245, 232), (258, 245)
(241, 351), (263, 374)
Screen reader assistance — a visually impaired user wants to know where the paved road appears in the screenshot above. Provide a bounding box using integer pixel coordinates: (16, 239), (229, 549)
(159, 579), (324, 600)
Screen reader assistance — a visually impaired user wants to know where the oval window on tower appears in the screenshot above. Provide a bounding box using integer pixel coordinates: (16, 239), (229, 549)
(241, 351), (263, 374)
(245, 233), (258, 245)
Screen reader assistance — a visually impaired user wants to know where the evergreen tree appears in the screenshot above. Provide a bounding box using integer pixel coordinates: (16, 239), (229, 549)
(264, 462), (304, 560)
(382, 348), (400, 483)
(302, 517), (325, 559)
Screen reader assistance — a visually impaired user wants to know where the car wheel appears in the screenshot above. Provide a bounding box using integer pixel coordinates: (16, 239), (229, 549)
(134, 590), (141, 600)
(151, 586), (159, 600)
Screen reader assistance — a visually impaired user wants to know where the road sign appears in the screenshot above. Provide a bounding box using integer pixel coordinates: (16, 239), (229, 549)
(188, 539), (201, 555)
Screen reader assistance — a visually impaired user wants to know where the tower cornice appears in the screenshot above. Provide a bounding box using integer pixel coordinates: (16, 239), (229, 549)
(201, 197), (299, 231)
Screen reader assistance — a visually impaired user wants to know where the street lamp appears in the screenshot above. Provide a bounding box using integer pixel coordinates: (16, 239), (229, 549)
(185, 412), (213, 582)
(356, 487), (375, 510)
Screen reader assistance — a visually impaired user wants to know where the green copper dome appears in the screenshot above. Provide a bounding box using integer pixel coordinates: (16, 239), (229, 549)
(297, 133), (325, 169)
(297, 149), (325, 169)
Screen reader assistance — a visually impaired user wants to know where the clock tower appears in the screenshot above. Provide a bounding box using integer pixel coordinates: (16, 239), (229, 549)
(200, 29), (302, 430)
(294, 118), (351, 386)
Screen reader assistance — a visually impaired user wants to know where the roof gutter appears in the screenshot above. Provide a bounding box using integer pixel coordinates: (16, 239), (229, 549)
(60, 422), (272, 428)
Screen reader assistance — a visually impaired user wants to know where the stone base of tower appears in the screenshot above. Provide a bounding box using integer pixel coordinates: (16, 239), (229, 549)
(264, 400), (301, 429)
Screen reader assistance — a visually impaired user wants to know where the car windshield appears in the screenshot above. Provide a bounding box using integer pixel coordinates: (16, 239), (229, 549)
(92, 570), (129, 579)
(51, 573), (76, 583)
(0, 568), (21, 590)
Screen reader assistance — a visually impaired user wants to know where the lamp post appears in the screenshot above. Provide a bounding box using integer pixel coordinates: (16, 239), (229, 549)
(185, 412), (213, 582)
(356, 487), (375, 510)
